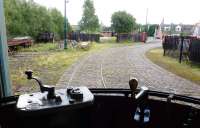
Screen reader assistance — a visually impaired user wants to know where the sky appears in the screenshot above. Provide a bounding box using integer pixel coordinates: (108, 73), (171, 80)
(34, 0), (200, 26)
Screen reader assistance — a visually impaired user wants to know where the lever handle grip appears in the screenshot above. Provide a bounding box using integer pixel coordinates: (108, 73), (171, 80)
(25, 70), (55, 99)
(135, 86), (148, 101)
(25, 70), (33, 79)
(129, 77), (138, 92)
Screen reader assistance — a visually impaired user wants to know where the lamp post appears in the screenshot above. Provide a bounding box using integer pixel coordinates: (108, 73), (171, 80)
(64, 0), (69, 49)
(145, 8), (148, 32)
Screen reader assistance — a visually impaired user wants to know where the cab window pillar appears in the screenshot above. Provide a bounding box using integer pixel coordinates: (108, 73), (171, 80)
(0, 0), (12, 97)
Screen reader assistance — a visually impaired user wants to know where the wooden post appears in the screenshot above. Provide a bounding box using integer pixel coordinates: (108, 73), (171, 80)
(0, 0), (12, 96)
(179, 36), (184, 63)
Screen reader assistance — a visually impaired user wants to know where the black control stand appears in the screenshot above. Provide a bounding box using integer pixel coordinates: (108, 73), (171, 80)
(16, 70), (94, 113)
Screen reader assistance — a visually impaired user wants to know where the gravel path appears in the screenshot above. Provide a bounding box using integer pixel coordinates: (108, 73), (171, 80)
(57, 40), (200, 98)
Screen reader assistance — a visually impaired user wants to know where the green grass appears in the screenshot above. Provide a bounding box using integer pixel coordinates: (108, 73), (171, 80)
(100, 37), (116, 43)
(9, 39), (138, 94)
(19, 43), (58, 52)
(146, 48), (200, 85)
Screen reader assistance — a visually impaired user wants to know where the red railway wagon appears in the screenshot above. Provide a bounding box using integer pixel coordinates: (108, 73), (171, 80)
(7, 37), (33, 47)
(7, 37), (33, 52)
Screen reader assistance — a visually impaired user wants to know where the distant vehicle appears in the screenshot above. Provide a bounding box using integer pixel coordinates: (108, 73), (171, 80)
(7, 36), (33, 51)
(37, 32), (54, 42)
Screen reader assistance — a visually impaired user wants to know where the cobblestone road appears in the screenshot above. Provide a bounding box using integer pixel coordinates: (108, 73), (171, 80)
(57, 40), (200, 98)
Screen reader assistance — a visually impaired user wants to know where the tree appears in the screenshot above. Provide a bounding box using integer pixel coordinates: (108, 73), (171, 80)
(49, 8), (71, 39)
(111, 11), (136, 34)
(4, 0), (71, 40)
(79, 0), (100, 33)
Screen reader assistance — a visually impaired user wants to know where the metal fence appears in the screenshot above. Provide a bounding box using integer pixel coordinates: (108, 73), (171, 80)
(116, 32), (147, 42)
(189, 39), (200, 62)
(68, 32), (100, 42)
(163, 36), (200, 63)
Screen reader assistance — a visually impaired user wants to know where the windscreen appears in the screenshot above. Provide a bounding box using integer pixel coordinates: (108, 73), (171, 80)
(3, 0), (200, 98)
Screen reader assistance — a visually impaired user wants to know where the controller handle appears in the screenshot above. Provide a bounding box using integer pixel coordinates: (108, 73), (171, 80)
(129, 77), (148, 100)
(25, 70), (55, 99)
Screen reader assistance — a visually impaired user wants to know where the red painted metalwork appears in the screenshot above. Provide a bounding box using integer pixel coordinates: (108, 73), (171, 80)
(7, 37), (33, 47)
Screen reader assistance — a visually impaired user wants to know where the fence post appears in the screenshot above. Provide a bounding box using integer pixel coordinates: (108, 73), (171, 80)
(163, 48), (166, 56)
(179, 36), (184, 63)
(116, 33), (119, 42)
(163, 36), (166, 56)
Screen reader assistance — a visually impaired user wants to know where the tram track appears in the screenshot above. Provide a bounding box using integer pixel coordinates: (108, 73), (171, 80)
(59, 42), (166, 89)
(65, 52), (107, 88)
(100, 61), (107, 88)
(126, 44), (159, 88)
(66, 55), (92, 87)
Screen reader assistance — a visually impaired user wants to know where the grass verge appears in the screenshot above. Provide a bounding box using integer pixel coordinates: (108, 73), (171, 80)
(19, 43), (58, 52)
(146, 48), (200, 85)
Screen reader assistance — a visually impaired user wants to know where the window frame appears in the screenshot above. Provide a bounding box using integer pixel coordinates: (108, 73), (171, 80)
(0, 0), (12, 97)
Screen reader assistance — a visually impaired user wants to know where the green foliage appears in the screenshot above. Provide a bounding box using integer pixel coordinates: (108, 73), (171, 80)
(111, 11), (136, 33)
(79, 0), (100, 33)
(4, 0), (71, 39)
(147, 24), (158, 36)
(101, 25), (112, 32)
(134, 24), (142, 32)
(180, 32), (189, 36)
(140, 25), (148, 32)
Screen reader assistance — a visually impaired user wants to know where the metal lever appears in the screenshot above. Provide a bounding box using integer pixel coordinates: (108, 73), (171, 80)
(129, 78), (148, 100)
(135, 86), (148, 101)
(129, 77), (138, 99)
(25, 70), (55, 99)
(129, 78), (150, 126)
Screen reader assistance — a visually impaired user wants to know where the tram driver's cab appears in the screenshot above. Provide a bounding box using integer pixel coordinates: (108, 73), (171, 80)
(0, 70), (200, 128)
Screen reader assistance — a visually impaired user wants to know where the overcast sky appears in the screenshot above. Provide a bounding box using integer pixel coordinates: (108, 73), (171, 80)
(34, 0), (200, 26)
